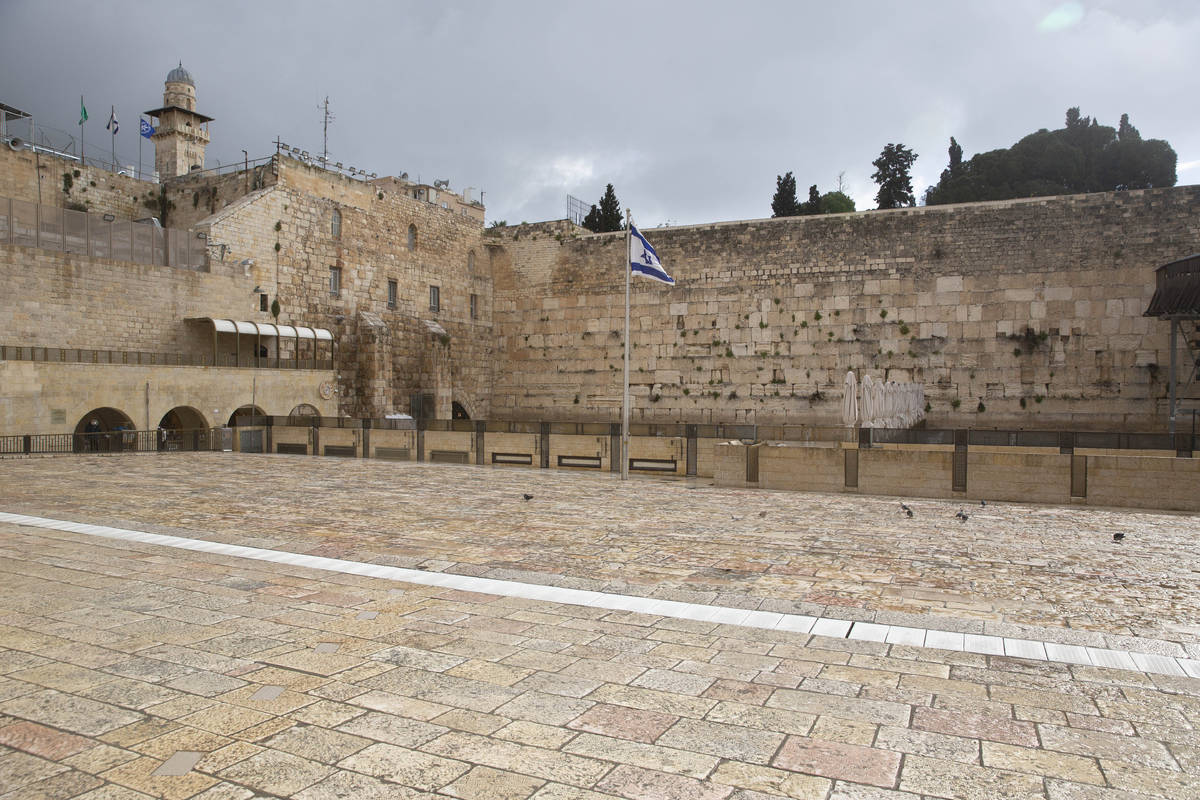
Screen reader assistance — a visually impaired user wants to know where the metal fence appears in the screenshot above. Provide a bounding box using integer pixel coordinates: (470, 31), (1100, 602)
(0, 196), (206, 270)
(0, 428), (220, 456)
(0, 345), (333, 372)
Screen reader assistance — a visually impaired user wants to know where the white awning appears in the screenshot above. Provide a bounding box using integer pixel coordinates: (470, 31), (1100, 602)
(190, 318), (331, 341)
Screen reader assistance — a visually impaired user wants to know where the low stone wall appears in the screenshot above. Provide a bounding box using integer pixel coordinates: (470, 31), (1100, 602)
(715, 440), (1199, 512)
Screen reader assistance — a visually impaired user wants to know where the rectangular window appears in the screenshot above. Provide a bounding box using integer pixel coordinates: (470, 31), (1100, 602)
(470, 293), (478, 320)
(429, 285), (440, 312)
(259, 293), (268, 312)
(329, 267), (341, 298)
(387, 279), (397, 310)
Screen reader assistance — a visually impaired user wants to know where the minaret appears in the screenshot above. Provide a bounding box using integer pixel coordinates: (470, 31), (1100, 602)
(144, 63), (214, 179)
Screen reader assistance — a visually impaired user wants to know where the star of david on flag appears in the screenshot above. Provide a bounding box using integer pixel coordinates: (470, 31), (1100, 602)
(629, 225), (674, 285)
(106, 107), (118, 135)
(140, 119), (155, 139)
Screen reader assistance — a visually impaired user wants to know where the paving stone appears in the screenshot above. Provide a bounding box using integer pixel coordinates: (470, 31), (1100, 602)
(595, 763), (734, 800)
(101, 755), (219, 800)
(293, 769), (427, 799)
(216, 748), (335, 795)
(656, 718), (785, 764)
(259, 723), (374, 763)
(873, 724), (980, 764)
(0, 689), (142, 736)
(912, 706), (1037, 747)
(708, 760), (833, 799)
(773, 737), (901, 789)
(0, 719), (94, 759)
(337, 741), (470, 790)
(898, 754), (1046, 799)
(567, 703), (678, 744)
(423, 731), (612, 786)
(563, 732), (717, 779)
(444, 764), (547, 800)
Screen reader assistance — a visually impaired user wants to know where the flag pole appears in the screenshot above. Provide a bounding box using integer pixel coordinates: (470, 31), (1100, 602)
(621, 209), (632, 481)
(79, 95), (85, 166)
(110, 106), (116, 169)
(137, 117), (143, 180)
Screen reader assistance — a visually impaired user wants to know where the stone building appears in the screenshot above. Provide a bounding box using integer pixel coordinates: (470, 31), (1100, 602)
(1, 65), (1198, 442)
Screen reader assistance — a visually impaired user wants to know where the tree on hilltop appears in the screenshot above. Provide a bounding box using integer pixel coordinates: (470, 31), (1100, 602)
(872, 143), (918, 209)
(924, 108), (1176, 205)
(771, 172), (801, 217)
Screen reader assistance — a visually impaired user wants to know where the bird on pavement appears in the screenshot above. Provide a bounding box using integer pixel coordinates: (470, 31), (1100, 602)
(522, 493), (533, 501)
(955, 510), (969, 521)
(1113, 532), (1125, 542)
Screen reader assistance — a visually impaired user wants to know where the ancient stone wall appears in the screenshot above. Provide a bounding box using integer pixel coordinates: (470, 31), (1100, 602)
(0, 242), (261, 354)
(489, 188), (1200, 430)
(201, 158), (495, 418)
(0, 146), (152, 219)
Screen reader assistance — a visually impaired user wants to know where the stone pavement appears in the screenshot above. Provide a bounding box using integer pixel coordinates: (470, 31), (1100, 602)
(0, 453), (1197, 798)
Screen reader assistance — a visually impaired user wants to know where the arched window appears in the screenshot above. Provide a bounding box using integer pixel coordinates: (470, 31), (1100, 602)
(467, 250), (475, 273)
(331, 208), (342, 238)
(407, 224), (417, 250)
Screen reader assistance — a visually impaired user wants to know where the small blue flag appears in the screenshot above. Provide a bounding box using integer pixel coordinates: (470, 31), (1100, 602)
(629, 225), (674, 285)
(140, 118), (154, 139)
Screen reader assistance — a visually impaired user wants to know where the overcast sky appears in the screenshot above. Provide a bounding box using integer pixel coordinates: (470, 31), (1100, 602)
(1, 1), (1197, 228)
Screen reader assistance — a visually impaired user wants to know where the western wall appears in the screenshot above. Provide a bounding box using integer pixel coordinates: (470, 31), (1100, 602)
(488, 187), (1200, 430)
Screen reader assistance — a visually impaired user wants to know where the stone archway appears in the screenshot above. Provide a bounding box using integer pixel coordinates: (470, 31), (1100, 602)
(227, 405), (266, 427)
(74, 407), (135, 453)
(158, 406), (210, 451)
(451, 401), (471, 420)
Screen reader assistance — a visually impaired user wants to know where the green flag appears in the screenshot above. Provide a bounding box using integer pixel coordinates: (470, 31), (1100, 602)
(79, 97), (88, 126)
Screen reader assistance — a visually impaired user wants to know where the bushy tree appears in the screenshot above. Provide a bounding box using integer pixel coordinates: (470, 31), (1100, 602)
(771, 172), (801, 217)
(582, 184), (624, 232)
(819, 191), (855, 213)
(872, 143), (918, 209)
(924, 109), (1176, 205)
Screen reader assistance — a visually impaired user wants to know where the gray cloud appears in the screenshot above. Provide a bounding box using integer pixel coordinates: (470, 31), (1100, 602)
(2, 0), (1196, 227)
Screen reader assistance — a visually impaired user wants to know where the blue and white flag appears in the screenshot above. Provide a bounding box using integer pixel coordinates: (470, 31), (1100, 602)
(629, 225), (674, 285)
(139, 118), (154, 139)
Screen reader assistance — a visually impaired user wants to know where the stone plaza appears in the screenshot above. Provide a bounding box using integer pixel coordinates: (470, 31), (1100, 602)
(1, 452), (1198, 798)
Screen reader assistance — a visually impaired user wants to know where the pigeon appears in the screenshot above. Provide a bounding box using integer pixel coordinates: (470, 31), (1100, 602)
(1113, 532), (1125, 542)
(955, 510), (969, 522)
(900, 502), (914, 518)
(522, 493), (534, 501)
(980, 500), (987, 507)
(758, 511), (768, 517)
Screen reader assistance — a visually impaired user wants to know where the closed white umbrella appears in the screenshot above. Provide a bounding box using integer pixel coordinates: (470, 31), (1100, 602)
(842, 371), (858, 427)
(861, 374), (875, 427)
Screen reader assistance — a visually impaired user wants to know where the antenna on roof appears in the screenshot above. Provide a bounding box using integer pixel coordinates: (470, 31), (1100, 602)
(319, 96), (334, 165)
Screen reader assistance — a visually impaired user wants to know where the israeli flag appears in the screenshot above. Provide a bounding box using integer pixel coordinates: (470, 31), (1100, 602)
(106, 107), (118, 134)
(629, 225), (674, 285)
(140, 118), (155, 139)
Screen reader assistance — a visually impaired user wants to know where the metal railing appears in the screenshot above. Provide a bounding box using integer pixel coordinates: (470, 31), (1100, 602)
(0, 427), (220, 456)
(0, 345), (333, 372)
(0, 196), (206, 270)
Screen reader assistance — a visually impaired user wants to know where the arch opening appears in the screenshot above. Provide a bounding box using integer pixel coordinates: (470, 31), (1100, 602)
(451, 401), (471, 420)
(74, 407), (135, 453)
(227, 405), (267, 427)
(158, 406), (210, 451)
